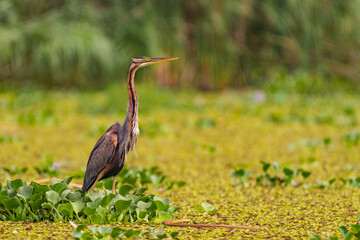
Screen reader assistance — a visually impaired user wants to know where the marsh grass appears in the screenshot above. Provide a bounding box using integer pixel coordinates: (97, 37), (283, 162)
(1, 1), (360, 89)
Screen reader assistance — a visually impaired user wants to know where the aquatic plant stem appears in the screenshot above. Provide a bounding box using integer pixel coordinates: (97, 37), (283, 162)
(162, 219), (270, 230)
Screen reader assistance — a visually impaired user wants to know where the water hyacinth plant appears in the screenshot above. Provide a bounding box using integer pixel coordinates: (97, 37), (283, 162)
(0, 177), (179, 224)
(310, 216), (360, 240)
(117, 166), (186, 190)
(71, 225), (179, 239)
(231, 161), (311, 187)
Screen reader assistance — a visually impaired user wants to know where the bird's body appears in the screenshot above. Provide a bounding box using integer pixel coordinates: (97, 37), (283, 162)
(82, 123), (124, 192)
(82, 56), (178, 193)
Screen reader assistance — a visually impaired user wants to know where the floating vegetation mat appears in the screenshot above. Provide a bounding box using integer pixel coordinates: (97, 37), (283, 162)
(0, 85), (360, 239)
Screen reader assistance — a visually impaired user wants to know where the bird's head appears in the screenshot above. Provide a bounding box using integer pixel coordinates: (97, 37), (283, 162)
(131, 56), (179, 68)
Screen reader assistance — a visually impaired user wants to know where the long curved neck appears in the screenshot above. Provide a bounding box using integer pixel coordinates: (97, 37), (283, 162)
(124, 63), (139, 152)
(127, 63), (138, 124)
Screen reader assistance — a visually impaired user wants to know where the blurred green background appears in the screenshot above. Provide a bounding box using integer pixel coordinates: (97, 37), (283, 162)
(1, 0), (359, 91)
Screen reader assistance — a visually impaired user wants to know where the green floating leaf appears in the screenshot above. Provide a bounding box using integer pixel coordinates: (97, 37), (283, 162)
(168, 206), (180, 213)
(283, 168), (293, 177)
(90, 214), (102, 224)
(95, 206), (109, 218)
(60, 189), (71, 199)
(201, 202), (217, 214)
(260, 161), (271, 172)
(136, 208), (148, 220)
(71, 201), (84, 214)
(87, 197), (102, 208)
(343, 232), (354, 240)
(100, 194), (115, 208)
(339, 226), (349, 236)
(170, 232), (179, 239)
(0, 195), (10, 205)
(137, 201), (152, 210)
(153, 196), (170, 211)
(328, 235), (339, 240)
(7, 189), (17, 198)
(51, 178), (63, 185)
(125, 229), (140, 238)
(17, 186), (34, 200)
(46, 190), (60, 204)
(62, 176), (74, 185)
(176, 181), (186, 188)
(70, 230), (84, 239)
(3, 166), (27, 175)
(97, 226), (113, 237)
(80, 232), (91, 239)
(10, 179), (26, 191)
(328, 178), (336, 186)
(76, 225), (87, 232)
(114, 197), (132, 213)
(51, 183), (68, 195)
(351, 224), (360, 233)
(231, 169), (245, 179)
(84, 206), (96, 216)
(88, 225), (98, 234)
(154, 211), (173, 224)
(71, 225), (91, 240)
(110, 227), (123, 238)
(104, 179), (114, 191)
(194, 204), (204, 213)
(4, 197), (21, 210)
(30, 182), (50, 193)
(58, 203), (73, 217)
(272, 162), (281, 171)
(86, 191), (103, 203)
(119, 184), (133, 196)
(30, 194), (45, 212)
(67, 191), (83, 201)
(301, 170), (311, 179)
(30, 192), (43, 202)
(133, 187), (148, 196)
(42, 202), (53, 211)
(95, 181), (104, 189)
(150, 175), (165, 185)
(308, 235), (322, 240)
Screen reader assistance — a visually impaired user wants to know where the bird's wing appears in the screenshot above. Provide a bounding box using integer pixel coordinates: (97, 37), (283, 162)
(82, 131), (118, 192)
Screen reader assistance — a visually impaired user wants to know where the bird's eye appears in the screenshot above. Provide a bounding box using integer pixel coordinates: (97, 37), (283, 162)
(143, 58), (150, 62)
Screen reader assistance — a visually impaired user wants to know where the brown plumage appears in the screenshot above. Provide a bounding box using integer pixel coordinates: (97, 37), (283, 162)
(82, 56), (178, 193)
(82, 123), (122, 192)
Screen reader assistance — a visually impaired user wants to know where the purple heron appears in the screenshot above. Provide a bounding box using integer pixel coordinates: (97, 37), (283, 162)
(82, 57), (178, 193)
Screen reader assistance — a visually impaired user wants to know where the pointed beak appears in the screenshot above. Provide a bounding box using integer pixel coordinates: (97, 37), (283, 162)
(147, 57), (179, 64)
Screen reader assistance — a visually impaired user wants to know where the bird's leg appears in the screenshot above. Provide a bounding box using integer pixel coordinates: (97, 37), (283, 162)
(112, 176), (117, 194)
(91, 171), (105, 191)
(90, 179), (99, 191)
